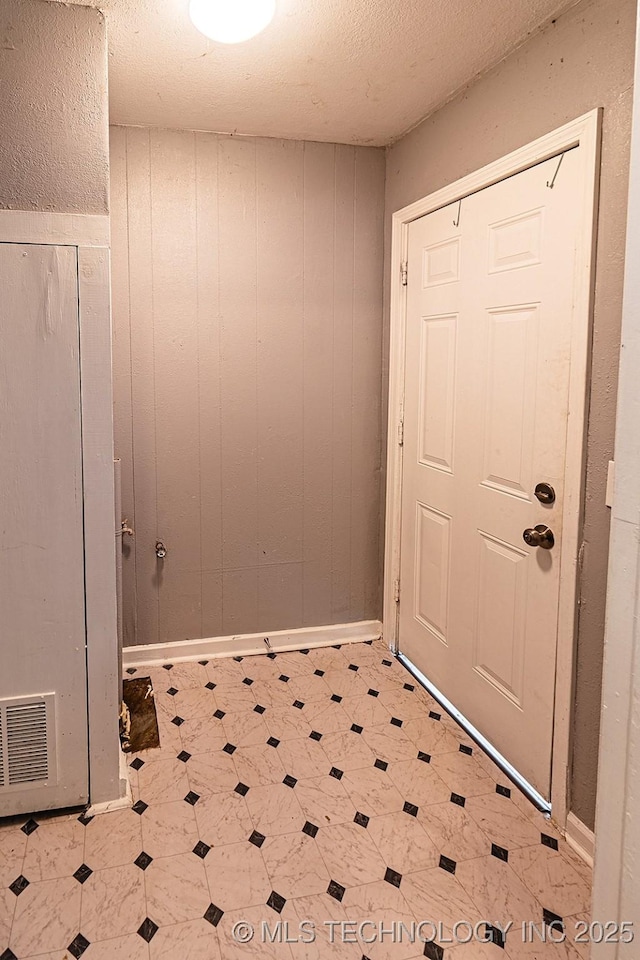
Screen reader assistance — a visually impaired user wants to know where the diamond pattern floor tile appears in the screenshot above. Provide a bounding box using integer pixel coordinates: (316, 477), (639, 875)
(80, 863), (146, 942)
(204, 840), (273, 910)
(148, 918), (220, 960)
(0, 639), (592, 958)
(9, 876), (81, 957)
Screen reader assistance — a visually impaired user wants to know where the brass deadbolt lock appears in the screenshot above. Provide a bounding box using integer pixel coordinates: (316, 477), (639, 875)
(534, 482), (556, 505)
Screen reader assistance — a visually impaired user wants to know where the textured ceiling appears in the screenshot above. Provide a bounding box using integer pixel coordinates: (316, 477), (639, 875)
(65, 0), (579, 145)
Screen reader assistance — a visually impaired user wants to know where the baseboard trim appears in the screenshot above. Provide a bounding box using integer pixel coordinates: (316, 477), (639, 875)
(565, 812), (595, 868)
(87, 742), (132, 816)
(122, 619), (383, 668)
(88, 776), (132, 817)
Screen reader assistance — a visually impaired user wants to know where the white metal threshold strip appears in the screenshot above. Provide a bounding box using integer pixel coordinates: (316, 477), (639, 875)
(395, 651), (552, 816)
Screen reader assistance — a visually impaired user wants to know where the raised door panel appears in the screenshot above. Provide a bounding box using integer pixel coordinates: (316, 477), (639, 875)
(418, 314), (457, 474)
(488, 208), (543, 274)
(480, 305), (538, 501)
(422, 237), (461, 287)
(414, 503), (451, 645)
(474, 531), (527, 707)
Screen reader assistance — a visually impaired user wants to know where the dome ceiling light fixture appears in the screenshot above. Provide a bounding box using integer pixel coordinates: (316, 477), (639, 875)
(189, 0), (276, 44)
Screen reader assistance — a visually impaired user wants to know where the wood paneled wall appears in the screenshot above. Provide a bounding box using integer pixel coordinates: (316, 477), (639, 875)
(110, 126), (385, 646)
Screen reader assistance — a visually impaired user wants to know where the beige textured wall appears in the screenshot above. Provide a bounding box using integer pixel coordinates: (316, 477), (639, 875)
(110, 126), (385, 647)
(0, 0), (109, 214)
(384, 0), (636, 830)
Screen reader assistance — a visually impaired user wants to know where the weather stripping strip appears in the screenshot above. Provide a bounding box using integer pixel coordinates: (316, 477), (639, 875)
(395, 650), (552, 815)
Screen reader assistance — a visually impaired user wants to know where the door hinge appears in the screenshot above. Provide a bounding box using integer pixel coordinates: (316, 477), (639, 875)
(397, 418), (404, 446)
(393, 579), (401, 603)
(400, 261), (408, 286)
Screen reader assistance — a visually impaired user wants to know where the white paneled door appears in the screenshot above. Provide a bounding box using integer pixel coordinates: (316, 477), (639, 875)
(399, 149), (584, 798)
(0, 243), (88, 815)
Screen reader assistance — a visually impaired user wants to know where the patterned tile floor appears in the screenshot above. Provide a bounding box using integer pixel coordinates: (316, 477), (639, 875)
(0, 640), (592, 960)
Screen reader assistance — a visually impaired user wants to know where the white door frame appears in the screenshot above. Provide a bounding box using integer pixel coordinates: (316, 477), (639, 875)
(383, 110), (602, 828)
(0, 210), (124, 809)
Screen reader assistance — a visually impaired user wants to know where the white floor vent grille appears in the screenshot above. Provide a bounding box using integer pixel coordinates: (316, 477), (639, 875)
(0, 694), (57, 791)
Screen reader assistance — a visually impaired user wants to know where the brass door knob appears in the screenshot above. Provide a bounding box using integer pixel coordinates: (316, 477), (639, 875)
(523, 524), (555, 550)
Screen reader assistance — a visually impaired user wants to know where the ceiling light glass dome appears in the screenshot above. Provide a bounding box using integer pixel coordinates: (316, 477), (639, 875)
(189, 0), (276, 44)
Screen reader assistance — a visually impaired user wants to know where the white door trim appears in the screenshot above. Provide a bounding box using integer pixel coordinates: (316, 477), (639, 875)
(384, 110), (602, 828)
(0, 210), (123, 809)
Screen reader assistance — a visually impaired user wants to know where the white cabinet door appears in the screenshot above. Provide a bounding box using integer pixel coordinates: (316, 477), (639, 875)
(0, 243), (88, 815)
(399, 148), (584, 798)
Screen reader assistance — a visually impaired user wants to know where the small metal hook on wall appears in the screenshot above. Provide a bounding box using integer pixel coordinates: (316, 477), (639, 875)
(546, 153), (565, 189)
(453, 199), (462, 228)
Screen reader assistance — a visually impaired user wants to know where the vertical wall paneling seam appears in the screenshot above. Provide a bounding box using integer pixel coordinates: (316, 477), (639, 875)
(333, 147), (342, 622)
(350, 148), (357, 617)
(194, 131), (204, 638)
(150, 132), (160, 643)
(377, 155), (387, 620)
(216, 136), (224, 629)
(332, 145), (338, 621)
(301, 143), (307, 622)
(124, 129), (138, 642)
(130, 126), (160, 645)
(197, 130), (223, 638)
(331, 146), (355, 622)
(253, 134), (257, 597)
